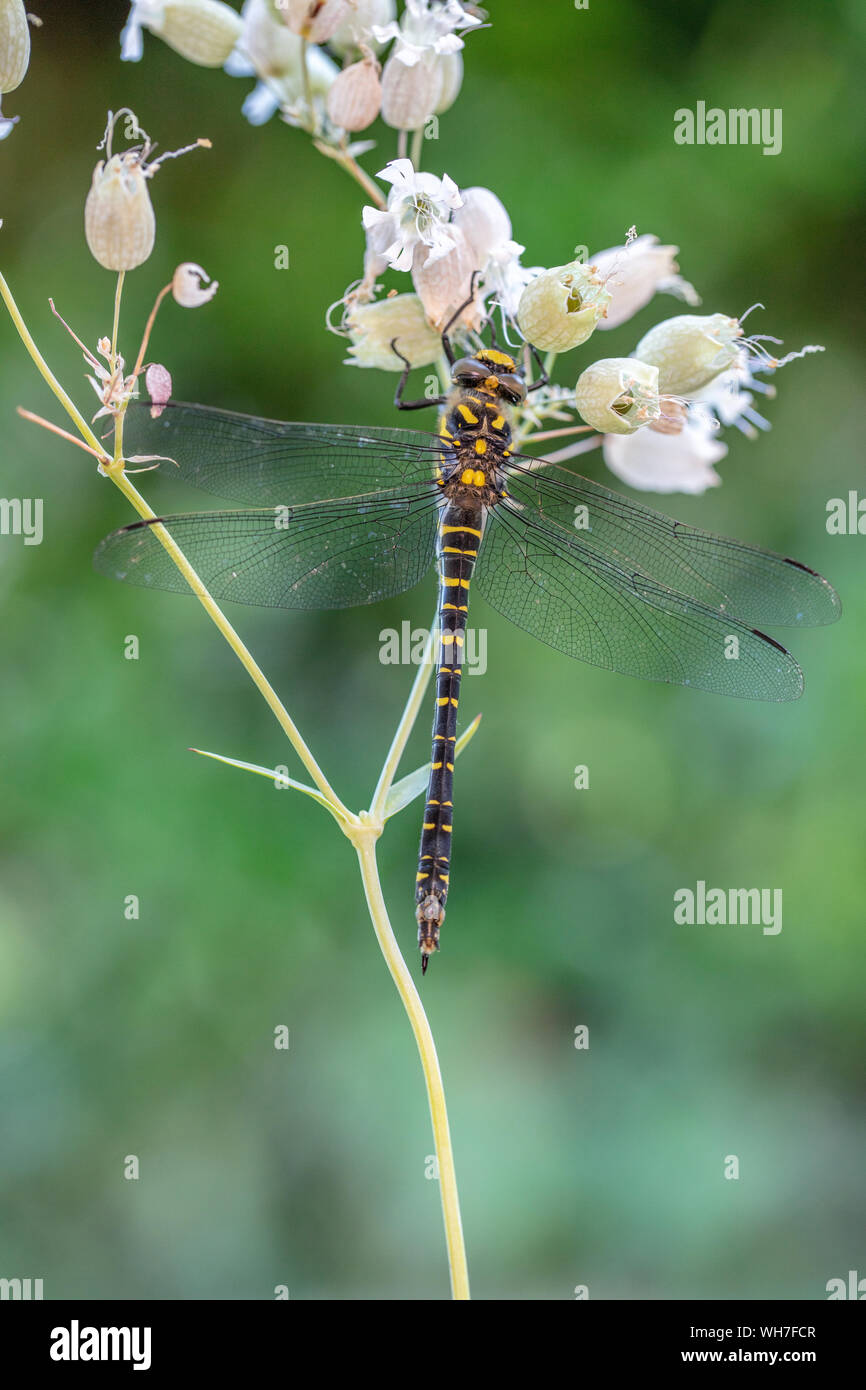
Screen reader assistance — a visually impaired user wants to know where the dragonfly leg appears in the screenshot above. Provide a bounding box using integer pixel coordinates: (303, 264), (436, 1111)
(526, 340), (549, 393)
(439, 269), (482, 365)
(391, 338), (447, 412)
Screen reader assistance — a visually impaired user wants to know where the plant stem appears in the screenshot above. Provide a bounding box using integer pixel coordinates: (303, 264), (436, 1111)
(353, 831), (470, 1300)
(410, 126), (424, 171)
(111, 271), (125, 361)
(314, 139), (386, 208)
(370, 617), (436, 820)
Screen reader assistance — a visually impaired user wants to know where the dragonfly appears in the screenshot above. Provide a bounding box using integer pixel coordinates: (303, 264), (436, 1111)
(94, 338), (840, 972)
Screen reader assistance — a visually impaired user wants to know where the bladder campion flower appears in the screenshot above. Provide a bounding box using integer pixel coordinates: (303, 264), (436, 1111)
(575, 357), (661, 435)
(121, 0), (244, 66)
(517, 260), (612, 352)
(84, 112), (211, 272)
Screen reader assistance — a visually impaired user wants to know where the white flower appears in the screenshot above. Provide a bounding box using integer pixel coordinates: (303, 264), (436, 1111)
(591, 234), (700, 331)
(451, 186), (511, 266)
(329, 0), (396, 58)
(449, 185), (530, 316)
(172, 261), (219, 306)
(362, 158), (462, 273)
(602, 408), (726, 494)
(372, 0), (481, 66)
(230, 2), (339, 126)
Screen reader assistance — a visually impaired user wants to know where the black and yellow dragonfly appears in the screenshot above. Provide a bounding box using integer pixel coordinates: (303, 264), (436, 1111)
(94, 349), (840, 970)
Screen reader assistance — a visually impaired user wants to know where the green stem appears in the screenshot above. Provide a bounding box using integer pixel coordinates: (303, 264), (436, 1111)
(352, 831), (470, 1300)
(410, 125), (424, 171)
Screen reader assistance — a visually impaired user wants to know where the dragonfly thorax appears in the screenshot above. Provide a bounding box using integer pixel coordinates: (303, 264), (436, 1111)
(439, 367), (517, 503)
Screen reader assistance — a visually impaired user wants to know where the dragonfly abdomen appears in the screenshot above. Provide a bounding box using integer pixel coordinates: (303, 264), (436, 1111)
(415, 501), (483, 970)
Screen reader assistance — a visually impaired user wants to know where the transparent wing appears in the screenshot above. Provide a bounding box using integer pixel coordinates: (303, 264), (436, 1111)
(94, 491), (440, 610)
(476, 503), (807, 701)
(117, 402), (444, 505)
(502, 454), (840, 629)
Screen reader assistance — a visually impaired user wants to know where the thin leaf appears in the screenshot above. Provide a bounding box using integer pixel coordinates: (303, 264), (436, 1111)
(190, 747), (347, 822)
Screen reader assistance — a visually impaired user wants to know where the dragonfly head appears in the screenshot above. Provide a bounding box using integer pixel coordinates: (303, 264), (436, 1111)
(451, 348), (527, 404)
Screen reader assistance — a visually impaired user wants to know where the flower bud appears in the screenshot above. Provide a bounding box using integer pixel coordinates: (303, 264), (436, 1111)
(145, 362), (173, 416)
(280, 0), (348, 44)
(345, 292), (442, 370)
(326, 52), (381, 131)
(85, 152), (156, 272)
(517, 260), (612, 352)
(575, 358), (660, 435)
(126, 1), (243, 67)
(380, 50), (438, 130)
(633, 313), (744, 396)
(0, 0), (29, 93)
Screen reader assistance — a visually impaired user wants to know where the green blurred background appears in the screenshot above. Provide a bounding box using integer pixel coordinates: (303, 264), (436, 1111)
(1, 0), (864, 1300)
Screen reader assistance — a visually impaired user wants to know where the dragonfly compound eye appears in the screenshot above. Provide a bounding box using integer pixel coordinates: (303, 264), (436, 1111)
(498, 372), (527, 403)
(451, 357), (490, 384)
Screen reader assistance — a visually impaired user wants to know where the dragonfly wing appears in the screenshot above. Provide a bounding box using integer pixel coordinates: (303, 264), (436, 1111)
(117, 403), (443, 506)
(94, 490), (440, 610)
(476, 503), (805, 700)
(503, 454), (840, 629)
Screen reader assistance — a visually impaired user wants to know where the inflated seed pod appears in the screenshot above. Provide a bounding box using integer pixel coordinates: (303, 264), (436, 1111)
(0, 0), (30, 94)
(326, 53), (381, 132)
(85, 152), (156, 272)
(146, 0), (243, 67)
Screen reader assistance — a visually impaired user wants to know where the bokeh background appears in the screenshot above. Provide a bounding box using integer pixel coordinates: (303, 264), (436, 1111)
(0, 0), (864, 1300)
